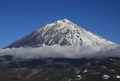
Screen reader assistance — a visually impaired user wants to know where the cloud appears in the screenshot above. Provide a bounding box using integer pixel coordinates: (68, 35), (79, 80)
(0, 44), (120, 59)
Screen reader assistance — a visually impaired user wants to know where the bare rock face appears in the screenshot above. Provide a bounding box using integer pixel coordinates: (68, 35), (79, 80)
(7, 19), (114, 48)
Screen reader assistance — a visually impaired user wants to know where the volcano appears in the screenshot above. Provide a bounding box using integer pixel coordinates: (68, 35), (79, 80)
(7, 19), (114, 48)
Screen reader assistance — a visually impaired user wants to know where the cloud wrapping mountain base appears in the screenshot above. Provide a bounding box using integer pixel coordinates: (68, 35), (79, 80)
(0, 44), (120, 59)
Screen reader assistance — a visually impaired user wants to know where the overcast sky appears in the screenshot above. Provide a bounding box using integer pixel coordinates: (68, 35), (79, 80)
(0, 0), (120, 48)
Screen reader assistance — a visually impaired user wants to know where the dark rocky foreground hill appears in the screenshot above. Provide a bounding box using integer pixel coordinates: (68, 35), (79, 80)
(0, 56), (120, 81)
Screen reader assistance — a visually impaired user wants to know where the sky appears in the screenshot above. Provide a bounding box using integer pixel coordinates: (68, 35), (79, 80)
(0, 0), (120, 48)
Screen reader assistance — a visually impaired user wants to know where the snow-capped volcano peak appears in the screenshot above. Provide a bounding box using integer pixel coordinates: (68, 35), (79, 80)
(53, 19), (71, 25)
(54, 19), (75, 25)
(7, 19), (114, 48)
(61, 19), (71, 22)
(57, 19), (70, 22)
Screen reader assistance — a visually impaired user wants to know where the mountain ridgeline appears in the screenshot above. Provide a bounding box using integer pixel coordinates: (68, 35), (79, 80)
(7, 19), (114, 48)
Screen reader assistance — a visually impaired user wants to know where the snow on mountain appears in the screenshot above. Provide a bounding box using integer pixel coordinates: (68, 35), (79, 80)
(7, 19), (114, 48)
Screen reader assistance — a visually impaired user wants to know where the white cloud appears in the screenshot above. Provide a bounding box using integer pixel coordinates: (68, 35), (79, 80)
(0, 44), (119, 59)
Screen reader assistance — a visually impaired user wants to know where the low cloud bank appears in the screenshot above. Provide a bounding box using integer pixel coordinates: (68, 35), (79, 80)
(0, 44), (120, 59)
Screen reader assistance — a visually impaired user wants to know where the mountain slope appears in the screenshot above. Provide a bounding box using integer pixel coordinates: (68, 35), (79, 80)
(7, 19), (114, 48)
